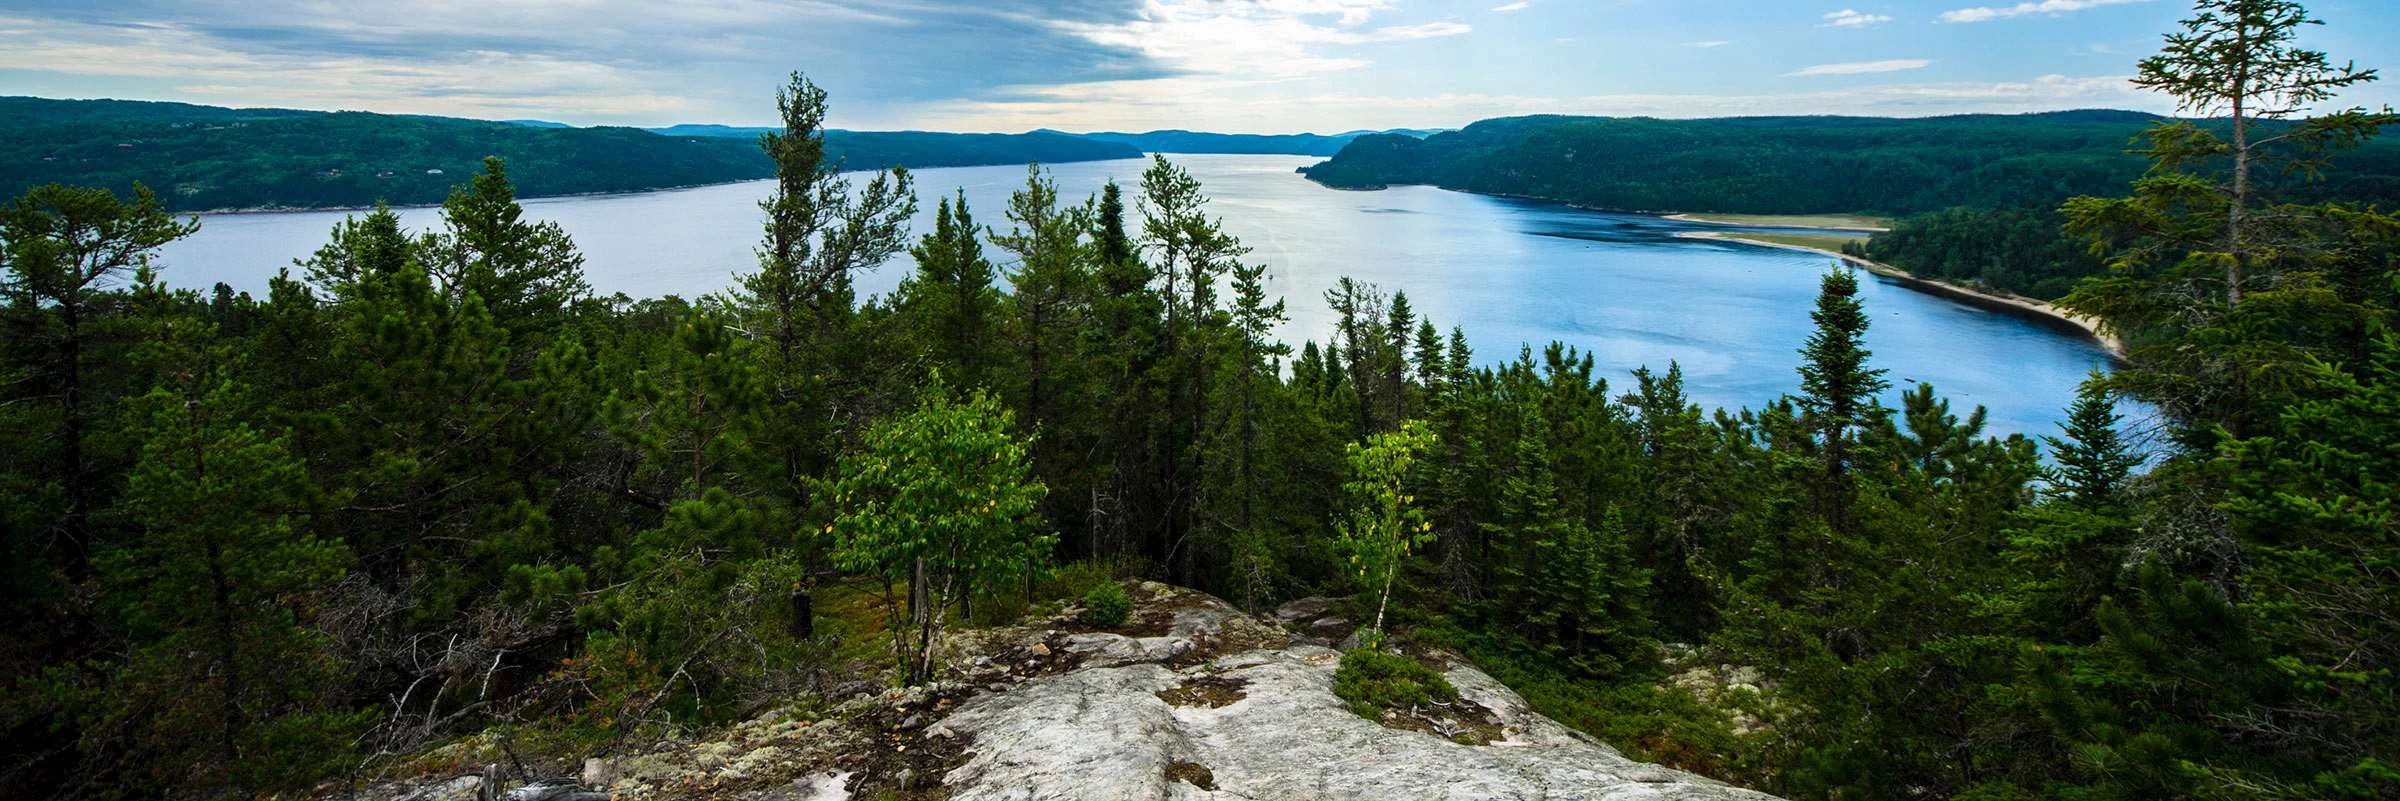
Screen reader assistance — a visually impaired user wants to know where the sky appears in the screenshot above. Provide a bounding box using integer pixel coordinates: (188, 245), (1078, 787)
(1, 0), (2395, 133)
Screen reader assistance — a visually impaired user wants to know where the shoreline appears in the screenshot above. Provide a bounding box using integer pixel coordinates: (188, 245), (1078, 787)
(187, 152), (1169, 215)
(1678, 231), (2127, 361)
(185, 177), (774, 216)
(1662, 212), (1890, 233)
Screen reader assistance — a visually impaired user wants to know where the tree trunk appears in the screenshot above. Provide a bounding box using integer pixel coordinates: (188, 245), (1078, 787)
(2228, 34), (2251, 305)
(58, 295), (89, 580)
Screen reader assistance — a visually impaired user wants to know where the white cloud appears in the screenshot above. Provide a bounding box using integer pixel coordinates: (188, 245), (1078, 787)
(1052, 0), (1471, 80)
(1492, 2), (1530, 11)
(1821, 9), (1893, 27)
(0, 15), (694, 119)
(1787, 58), (1934, 76)
(1688, 40), (1732, 48)
(1938, 0), (2151, 24)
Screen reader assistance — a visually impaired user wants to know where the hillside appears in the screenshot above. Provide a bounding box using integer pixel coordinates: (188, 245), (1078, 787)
(1063, 128), (1438, 156)
(1300, 110), (2400, 215)
(0, 98), (1139, 211)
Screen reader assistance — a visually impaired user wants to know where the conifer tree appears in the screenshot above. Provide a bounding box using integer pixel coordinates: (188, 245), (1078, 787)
(2044, 373), (2142, 511)
(98, 339), (359, 796)
(731, 71), (916, 503)
(422, 157), (589, 336)
(1208, 255), (1289, 611)
(897, 190), (1003, 390)
(990, 166), (1094, 455)
(0, 183), (195, 579)
(2133, 0), (2381, 304)
(1794, 266), (1889, 529)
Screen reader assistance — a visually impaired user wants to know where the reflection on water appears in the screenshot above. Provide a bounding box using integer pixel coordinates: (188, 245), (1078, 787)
(155, 154), (2128, 440)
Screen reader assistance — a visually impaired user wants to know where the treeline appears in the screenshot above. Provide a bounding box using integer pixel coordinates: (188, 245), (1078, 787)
(1302, 109), (2400, 216)
(1063, 128), (1442, 157)
(0, 97), (1139, 212)
(1859, 205), (2102, 299)
(6, 6), (2400, 799)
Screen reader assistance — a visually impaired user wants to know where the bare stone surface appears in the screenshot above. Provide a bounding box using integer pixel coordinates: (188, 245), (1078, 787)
(330, 585), (1778, 801)
(934, 590), (1778, 801)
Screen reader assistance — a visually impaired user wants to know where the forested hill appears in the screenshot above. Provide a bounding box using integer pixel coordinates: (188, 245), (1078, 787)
(1300, 110), (2400, 215)
(0, 97), (1140, 211)
(1057, 128), (1442, 156)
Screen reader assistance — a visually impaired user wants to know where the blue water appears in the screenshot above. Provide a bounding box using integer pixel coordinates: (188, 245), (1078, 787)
(151, 154), (2126, 441)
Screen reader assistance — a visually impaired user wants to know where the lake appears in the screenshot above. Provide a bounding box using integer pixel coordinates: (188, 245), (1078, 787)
(153, 154), (2127, 441)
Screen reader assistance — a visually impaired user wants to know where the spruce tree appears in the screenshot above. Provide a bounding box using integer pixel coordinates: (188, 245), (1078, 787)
(2132, 0), (2380, 304)
(1794, 266), (1889, 528)
(897, 190), (1003, 390)
(2044, 373), (2142, 511)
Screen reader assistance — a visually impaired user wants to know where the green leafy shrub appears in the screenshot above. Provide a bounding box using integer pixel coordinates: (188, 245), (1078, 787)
(1333, 648), (1459, 719)
(1037, 560), (1119, 603)
(1082, 582), (1132, 627)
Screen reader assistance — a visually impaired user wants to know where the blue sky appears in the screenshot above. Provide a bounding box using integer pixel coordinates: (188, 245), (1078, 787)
(1, 0), (2393, 132)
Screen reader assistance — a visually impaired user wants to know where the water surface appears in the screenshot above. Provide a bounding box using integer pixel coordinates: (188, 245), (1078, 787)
(155, 154), (2124, 440)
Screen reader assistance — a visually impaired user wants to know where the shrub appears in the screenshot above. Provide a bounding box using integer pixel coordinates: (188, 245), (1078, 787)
(1037, 560), (1118, 603)
(1333, 648), (1459, 719)
(1082, 582), (1132, 627)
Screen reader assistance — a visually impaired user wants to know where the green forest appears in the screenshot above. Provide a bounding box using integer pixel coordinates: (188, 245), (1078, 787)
(1301, 109), (2400, 216)
(0, 97), (1139, 212)
(5, 3), (2399, 800)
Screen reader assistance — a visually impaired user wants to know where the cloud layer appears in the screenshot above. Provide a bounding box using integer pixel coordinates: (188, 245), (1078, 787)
(1939, 0), (2152, 24)
(1788, 59), (1935, 77)
(1822, 9), (1893, 27)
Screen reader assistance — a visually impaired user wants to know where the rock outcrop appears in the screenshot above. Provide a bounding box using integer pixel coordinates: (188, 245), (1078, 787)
(343, 583), (1778, 801)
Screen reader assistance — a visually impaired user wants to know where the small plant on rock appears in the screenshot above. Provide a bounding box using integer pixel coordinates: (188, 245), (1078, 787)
(1082, 582), (1132, 627)
(1333, 648), (1459, 720)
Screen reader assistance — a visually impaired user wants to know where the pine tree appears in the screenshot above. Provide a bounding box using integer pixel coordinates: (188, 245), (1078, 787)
(98, 343), (360, 796)
(730, 71), (916, 505)
(0, 183), (195, 579)
(422, 157), (589, 336)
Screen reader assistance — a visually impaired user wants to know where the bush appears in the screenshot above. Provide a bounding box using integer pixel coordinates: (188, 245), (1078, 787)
(1037, 560), (1118, 603)
(1082, 582), (1132, 627)
(1332, 648), (1459, 719)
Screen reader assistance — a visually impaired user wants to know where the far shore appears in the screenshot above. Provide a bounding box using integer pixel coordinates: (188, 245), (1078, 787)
(1678, 230), (2127, 362)
(184, 177), (776, 216)
(1664, 212), (1892, 232)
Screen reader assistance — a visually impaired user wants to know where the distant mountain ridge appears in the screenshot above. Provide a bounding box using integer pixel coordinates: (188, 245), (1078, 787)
(1300, 109), (2400, 216)
(0, 97), (1138, 211)
(1051, 128), (1443, 157)
(648, 123), (1444, 156)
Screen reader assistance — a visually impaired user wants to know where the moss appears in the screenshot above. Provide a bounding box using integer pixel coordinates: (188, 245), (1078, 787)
(1332, 648), (1459, 719)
